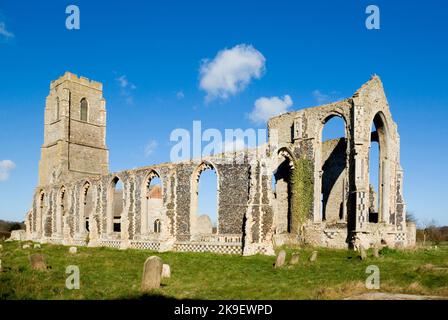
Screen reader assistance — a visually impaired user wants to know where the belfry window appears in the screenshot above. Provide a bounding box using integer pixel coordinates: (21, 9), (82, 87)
(56, 97), (60, 121)
(80, 98), (88, 122)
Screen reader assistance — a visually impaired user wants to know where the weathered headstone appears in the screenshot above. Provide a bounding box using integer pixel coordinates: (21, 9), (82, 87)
(0, 244), (3, 251)
(141, 256), (163, 291)
(29, 254), (47, 270)
(373, 245), (380, 258)
(195, 215), (213, 234)
(309, 251), (318, 262)
(34, 243), (41, 249)
(360, 245), (367, 260)
(274, 250), (286, 268)
(69, 247), (77, 254)
(289, 253), (300, 265)
(162, 264), (171, 278)
(22, 244), (30, 249)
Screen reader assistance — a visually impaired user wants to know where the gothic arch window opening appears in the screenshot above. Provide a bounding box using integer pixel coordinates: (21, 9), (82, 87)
(191, 162), (219, 235)
(80, 98), (88, 122)
(320, 114), (347, 222)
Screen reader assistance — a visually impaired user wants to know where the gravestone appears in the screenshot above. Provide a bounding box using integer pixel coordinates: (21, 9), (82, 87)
(196, 215), (213, 234)
(360, 246), (367, 260)
(141, 256), (163, 292)
(22, 244), (30, 249)
(29, 254), (47, 270)
(289, 253), (300, 265)
(69, 247), (77, 254)
(309, 251), (318, 262)
(373, 245), (380, 258)
(0, 244), (3, 251)
(162, 264), (171, 278)
(34, 243), (41, 249)
(275, 250), (286, 268)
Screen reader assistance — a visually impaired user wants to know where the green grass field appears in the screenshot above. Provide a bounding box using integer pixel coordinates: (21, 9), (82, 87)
(1, 241), (447, 300)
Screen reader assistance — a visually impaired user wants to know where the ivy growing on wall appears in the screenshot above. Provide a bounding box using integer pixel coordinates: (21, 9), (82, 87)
(290, 156), (314, 234)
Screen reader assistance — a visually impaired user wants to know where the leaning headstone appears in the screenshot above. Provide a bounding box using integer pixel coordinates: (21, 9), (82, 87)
(309, 251), (318, 262)
(141, 256), (163, 292)
(373, 245), (380, 258)
(29, 254), (47, 270)
(162, 264), (171, 278)
(275, 250), (286, 268)
(69, 247), (77, 254)
(289, 253), (300, 265)
(34, 243), (41, 249)
(360, 245), (367, 260)
(22, 244), (30, 249)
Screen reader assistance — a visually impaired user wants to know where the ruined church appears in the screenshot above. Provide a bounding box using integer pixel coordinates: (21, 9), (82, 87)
(24, 72), (416, 255)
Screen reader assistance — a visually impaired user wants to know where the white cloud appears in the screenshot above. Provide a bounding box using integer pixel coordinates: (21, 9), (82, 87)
(312, 90), (341, 105)
(199, 44), (266, 101)
(176, 91), (185, 100)
(116, 75), (136, 105)
(249, 95), (293, 124)
(0, 160), (16, 181)
(312, 90), (330, 104)
(144, 140), (158, 157)
(0, 22), (14, 39)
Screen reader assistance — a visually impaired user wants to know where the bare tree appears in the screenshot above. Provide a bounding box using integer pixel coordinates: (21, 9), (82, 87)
(418, 219), (439, 246)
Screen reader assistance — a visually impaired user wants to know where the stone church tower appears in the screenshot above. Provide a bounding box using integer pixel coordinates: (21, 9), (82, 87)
(38, 72), (109, 186)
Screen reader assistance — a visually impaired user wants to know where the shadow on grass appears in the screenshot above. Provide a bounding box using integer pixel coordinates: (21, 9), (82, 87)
(118, 292), (194, 301)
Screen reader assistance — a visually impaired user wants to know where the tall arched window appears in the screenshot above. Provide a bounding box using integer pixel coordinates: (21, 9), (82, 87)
(190, 162), (218, 236)
(368, 112), (390, 224)
(273, 149), (295, 234)
(320, 115), (347, 222)
(108, 177), (123, 233)
(56, 97), (60, 121)
(80, 182), (93, 233)
(141, 171), (163, 235)
(56, 187), (67, 235)
(80, 98), (88, 122)
(154, 219), (161, 233)
(38, 192), (46, 235)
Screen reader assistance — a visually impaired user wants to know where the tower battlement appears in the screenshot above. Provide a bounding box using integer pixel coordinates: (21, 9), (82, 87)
(50, 71), (103, 91)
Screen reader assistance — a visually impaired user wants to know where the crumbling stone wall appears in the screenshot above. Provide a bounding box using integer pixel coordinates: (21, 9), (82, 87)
(267, 76), (412, 249)
(25, 74), (415, 254)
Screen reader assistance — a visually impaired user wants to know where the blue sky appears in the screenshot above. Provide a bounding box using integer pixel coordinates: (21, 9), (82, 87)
(0, 0), (447, 226)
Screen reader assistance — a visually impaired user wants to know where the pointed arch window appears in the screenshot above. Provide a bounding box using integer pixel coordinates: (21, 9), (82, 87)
(154, 219), (161, 233)
(80, 98), (88, 122)
(56, 97), (60, 121)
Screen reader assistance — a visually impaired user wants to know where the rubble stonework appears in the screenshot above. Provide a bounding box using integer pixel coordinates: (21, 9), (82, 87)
(24, 72), (415, 255)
